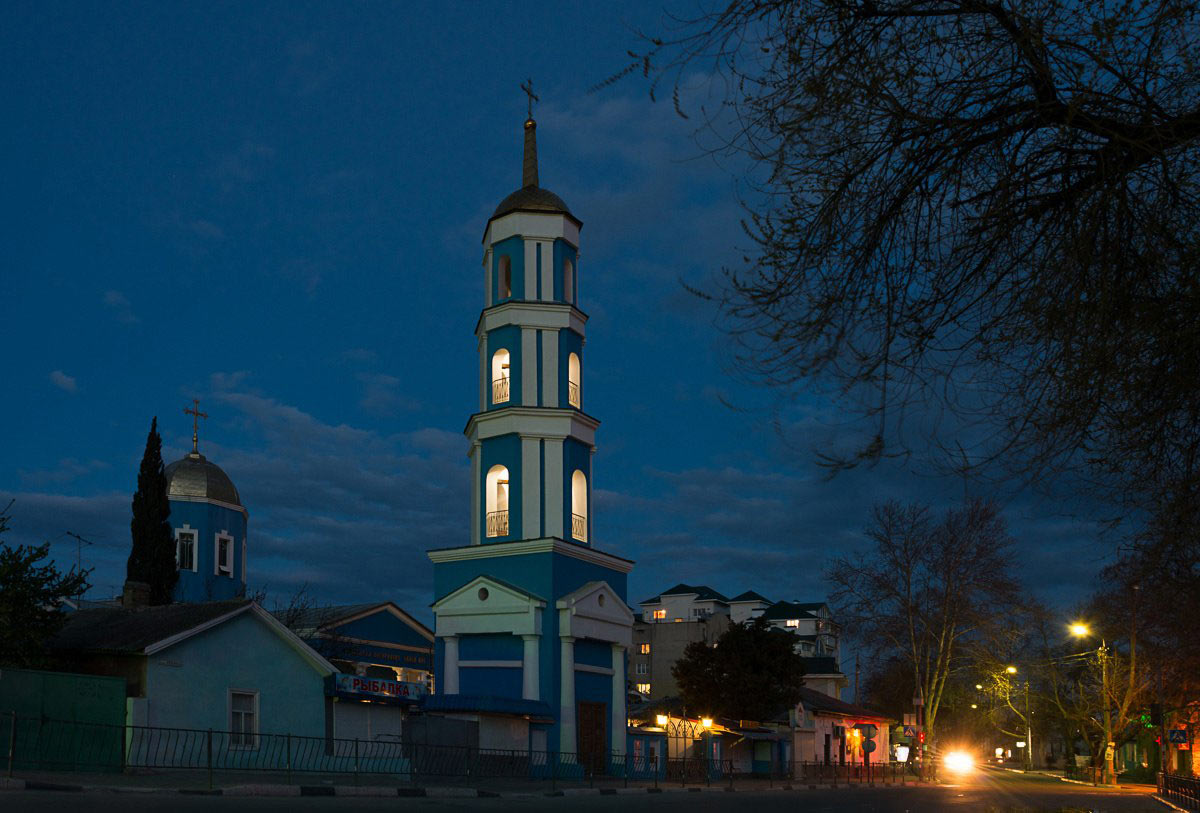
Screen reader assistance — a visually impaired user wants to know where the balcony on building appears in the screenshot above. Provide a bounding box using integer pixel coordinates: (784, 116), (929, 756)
(571, 512), (586, 542)
(492, 376), (510, 404)
(486, 510), (509, 537)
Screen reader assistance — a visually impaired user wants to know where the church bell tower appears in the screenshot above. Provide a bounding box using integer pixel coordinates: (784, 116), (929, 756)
(467, 113), (595, 548)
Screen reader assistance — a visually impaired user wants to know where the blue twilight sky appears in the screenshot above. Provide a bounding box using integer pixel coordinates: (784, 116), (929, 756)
(1, 1), (1107, 622)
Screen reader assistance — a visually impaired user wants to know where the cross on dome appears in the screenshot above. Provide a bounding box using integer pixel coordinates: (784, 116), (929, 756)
(183, 398), (208, 455)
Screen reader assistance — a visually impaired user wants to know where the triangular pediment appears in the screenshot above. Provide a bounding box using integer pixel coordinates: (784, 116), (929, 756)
(556, 581), (634, 626)
(433, 575), (546, 617)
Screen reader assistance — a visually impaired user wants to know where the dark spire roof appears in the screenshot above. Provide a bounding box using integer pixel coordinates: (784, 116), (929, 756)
(165, 452), (242, 508)
(489, 117), (578, 226)
(729, 590), (772, 603)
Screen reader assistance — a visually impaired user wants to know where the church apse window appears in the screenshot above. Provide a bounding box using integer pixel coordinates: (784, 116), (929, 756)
(498, 255), (512, 300)
(567, 353), (581, 408)
(485, 465), (510, 537)
(491, 349), (511, 404)
(571, 470), (588, 542)
(176, 530), (196, 572)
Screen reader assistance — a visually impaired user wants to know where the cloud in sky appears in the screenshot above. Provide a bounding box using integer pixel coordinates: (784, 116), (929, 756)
(49, 370), (78, 393)
(102, 290), (139, 324)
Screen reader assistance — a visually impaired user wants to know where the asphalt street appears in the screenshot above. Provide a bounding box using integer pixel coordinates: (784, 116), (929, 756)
(0, 769), (1167, 811)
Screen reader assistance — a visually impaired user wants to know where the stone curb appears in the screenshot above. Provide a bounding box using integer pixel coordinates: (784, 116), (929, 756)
(1154, 793), (1190, 812)
(0, 778), (922, 798)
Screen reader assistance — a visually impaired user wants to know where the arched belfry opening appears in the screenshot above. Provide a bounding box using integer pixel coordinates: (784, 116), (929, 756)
(567, 353), (581, 408)
(486, 465), (510, 538)
(491, 349), (511, 404)
(571, 470), (588, 542)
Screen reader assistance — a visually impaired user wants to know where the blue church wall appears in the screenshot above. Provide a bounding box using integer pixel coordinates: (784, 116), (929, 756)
(145, 612), (327, 737)
(486, 325), (523, 408)
(492, 236), (525, 302)
(557, 330), (584, 410)
(561, 438), (592, 543)
(168, 500), (247, 603)
(572, 639), (612, 669)
(479, 433), (523, 542)
(460, 666), (522, 698)
(552, 239), (578, 304)
(459, 633), (521, 661)
(575, 670), (614, 752)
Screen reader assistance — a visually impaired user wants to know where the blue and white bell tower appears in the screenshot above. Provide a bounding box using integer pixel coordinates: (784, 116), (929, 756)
(468, 115), (595, 548)
(427, 109), (635, 769)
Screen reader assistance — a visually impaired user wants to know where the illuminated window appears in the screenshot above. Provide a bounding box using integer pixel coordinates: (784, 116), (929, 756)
(491, 349), (511, 403)
(485, 465), (510, 537)
(652, 609), (666, 620)
(567, 352), (581, 408)
(636, 683), (651, 695)
(498, 255), (512, 299)
(571, 470), (588, 542)
(639, 643), (650, 655)
(786, 619), (800, 627)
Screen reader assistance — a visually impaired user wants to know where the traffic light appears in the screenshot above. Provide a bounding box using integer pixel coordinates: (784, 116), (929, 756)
(918, 731), (926, 743)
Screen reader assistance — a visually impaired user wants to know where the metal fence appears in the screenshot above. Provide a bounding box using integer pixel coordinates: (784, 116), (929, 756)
(4, 713), (921, 791)
(1160, 772), (1200, 811)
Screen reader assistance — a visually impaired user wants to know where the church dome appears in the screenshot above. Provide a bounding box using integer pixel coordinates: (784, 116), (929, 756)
(491, 185), (573, 220)
(165, 452), (242, 507)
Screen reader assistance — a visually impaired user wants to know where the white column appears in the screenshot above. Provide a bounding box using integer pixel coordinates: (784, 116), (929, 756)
(544, 439), (564, 538)
(521, 328), (538, 406)
(522, 635), (540, 701)
(559, 635), (576, 754)
(522, 437), (541, 539)
(539, 240), (554, 302)
(524, 238), (538, 300)
(478, 335), (488, 412)
(611, 644), (626, 755)
(483, 249), (492, 308)
(442, 635), (460, 694)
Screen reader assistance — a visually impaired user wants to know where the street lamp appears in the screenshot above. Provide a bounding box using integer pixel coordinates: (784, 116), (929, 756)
(1071, 622), (1113, 785)
(1004, 665), (1033, 771)
(1006, 665), (1018, 674)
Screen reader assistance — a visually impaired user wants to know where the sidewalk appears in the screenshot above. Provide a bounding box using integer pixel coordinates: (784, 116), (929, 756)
(0, 769), (926, 799)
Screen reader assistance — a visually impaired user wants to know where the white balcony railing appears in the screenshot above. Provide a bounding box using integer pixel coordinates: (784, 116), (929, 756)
(568, 380), (580, 408)
(492, 376), (510, 404)
(571, 512), (587, 542)
(486, 510), (509, 537)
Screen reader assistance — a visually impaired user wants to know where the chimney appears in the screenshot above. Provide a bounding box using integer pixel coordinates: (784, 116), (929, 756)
(122, 580), (150, 608)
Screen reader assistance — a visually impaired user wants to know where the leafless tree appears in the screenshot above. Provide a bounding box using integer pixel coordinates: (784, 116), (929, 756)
(827, 498), (1022, 748)
(618, 0), (1200, 517)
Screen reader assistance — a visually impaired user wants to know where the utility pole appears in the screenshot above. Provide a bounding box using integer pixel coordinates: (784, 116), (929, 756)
(1024, 679), (1032, 770)
(1101, 639), (1114, 785)
(64, 532), (93, 599)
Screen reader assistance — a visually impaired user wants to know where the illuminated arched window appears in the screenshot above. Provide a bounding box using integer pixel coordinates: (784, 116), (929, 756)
(567, 353), (581, 408)
(571, 470), (587, 542)
(563, 258), (574, 303)
(498, 255), (512, 300)
(486, 465), (510, 537)
(491, 349), (510, 404)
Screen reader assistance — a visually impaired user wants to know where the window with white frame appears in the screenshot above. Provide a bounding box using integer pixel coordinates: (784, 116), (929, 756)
(635, 663), (648, 675)
(216, 534), (233, 577)
(229, 691), (257, 748)
(176, 530), (196, 572)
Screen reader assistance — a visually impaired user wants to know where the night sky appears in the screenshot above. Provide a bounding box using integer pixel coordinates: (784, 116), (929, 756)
(1, 2), (1106, 623)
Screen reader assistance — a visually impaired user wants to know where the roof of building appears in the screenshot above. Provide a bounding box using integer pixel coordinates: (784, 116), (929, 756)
(801, 656), (842, 675)
(422, 694), (555, 723)
(491, 185), (574, 221)
(759, 601), (820, 621)
(639, 584), (728, 605)
(728, 590), (772, 603)
(52, 600), (253, 654)
(797, 687), (892, 722)
(165, 452), (242, 508)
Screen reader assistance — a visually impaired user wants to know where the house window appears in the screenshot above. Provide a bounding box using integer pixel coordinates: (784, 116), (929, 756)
(498, 255), (512, 299)
(652, 609), (666, 620)
(639, 643), (650, 655)
(571, 470), (588, 542)
(636, 683), (651, 695)
(567, 352), (581, 408)
(230, 690), (258, 748)
(786, 619), (800, 627)
(635, 663), (648, 675)
(176, 530), (196, 572)
(216, 534), (233, 577)
(485, 465), (510, 537)
(491, 349), (511, 404)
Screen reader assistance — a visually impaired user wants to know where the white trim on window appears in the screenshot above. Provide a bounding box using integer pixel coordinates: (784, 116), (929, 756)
(227, 688), (259, 750)
(215, 532), (234, 578)
(175, 525), (198, 573)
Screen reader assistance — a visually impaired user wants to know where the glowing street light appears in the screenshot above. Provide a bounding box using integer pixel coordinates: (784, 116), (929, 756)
(1070, 623), (1090, 638)
(1069, 621), (1114, 785)
(975, 684), (983, 690)
(701, 717), (713, 729)
(1005, 665), (1018, 674)
(655, 714), (669, 727)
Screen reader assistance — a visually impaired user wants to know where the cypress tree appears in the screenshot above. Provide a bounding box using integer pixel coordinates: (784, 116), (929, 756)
(127, 417), (176, 604)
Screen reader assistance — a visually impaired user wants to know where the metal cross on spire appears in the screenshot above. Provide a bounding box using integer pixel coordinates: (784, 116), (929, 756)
(184, 398), (208, 454)
(520, 78), (538, 120)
